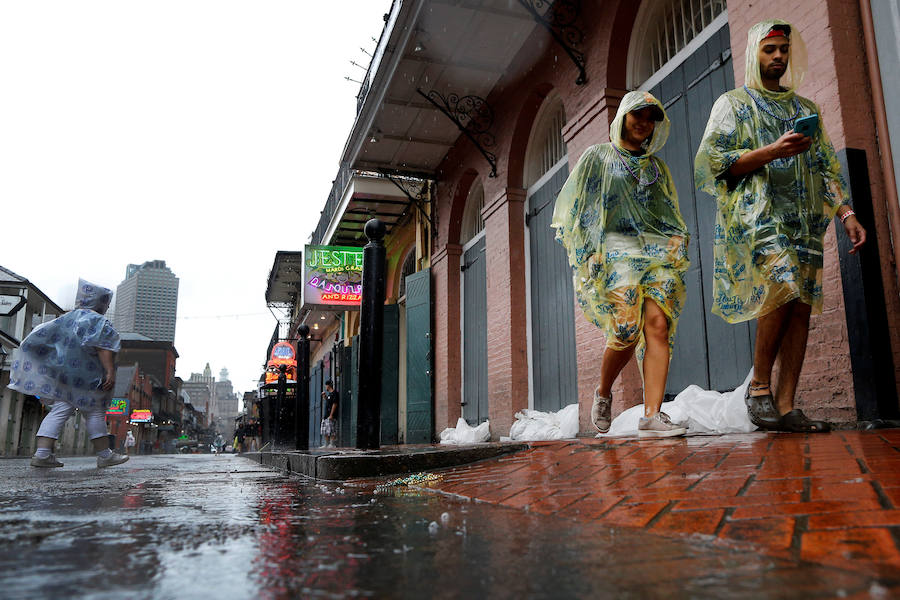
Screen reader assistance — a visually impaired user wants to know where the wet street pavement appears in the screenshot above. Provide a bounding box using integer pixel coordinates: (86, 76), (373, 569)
(0, 439), (898, 599)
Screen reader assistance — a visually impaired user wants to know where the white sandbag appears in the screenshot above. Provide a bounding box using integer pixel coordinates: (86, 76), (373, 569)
(439, 418), (491, 444)
(508, 403), (579, 441)
(600, 370), (757, 437)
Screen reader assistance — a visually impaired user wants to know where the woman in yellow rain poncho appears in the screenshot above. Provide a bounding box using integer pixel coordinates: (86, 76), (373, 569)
(694, 20), (865, 432)
(552, 91), (689, 438)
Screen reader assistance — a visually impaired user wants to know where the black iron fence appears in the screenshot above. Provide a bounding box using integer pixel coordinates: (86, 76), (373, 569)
(311, 165), (354, 246)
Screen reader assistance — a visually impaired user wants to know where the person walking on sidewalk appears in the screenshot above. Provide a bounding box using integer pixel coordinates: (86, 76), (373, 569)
(8, 279), (129, 468)
(124, 430), (136, 455)
(320, 380), (339, 447)
(694, 20), (866, 433)
(552, 91), (690, 438)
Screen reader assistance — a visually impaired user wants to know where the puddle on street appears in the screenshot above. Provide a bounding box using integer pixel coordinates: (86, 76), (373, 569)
(0, 455), (884, 599)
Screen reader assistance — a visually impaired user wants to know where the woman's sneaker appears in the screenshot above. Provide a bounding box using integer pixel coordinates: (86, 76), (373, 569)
(31, 454), (64, 468)
(638, 412), (687, 438)
(97, 452), (129, 468)
(592, 390), (612, 432)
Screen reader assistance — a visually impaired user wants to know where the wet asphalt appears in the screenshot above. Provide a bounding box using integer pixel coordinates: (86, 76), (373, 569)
(0, 454), (883, 599)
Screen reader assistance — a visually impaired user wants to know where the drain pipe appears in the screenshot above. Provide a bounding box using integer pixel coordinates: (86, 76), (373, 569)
(858, 0), (900, 287)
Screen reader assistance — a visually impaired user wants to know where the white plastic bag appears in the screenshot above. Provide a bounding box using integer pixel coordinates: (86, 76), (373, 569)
(506, 403), (579, 441)
(439, 418), (491, 444)
(600, 370), (757, 437)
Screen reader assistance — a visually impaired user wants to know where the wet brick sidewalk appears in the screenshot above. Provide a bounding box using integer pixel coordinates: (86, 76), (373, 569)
(419, 430), (900, 591)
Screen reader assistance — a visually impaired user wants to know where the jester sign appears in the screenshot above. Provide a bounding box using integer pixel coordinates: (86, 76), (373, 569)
(302, 245), (363, 309)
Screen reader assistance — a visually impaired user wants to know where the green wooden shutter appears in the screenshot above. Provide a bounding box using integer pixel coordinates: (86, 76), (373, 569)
(405, 268), (433, 443)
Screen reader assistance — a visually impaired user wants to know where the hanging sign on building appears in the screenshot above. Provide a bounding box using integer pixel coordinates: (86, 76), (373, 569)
(107, 398), (128, 415)
(0, 295), (26, 317)
(301, 245), (364, 309)
(129, 409), (153, 423)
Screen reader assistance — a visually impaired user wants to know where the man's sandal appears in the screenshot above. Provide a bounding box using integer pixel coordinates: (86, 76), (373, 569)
(744, 381), (780, 429)
(777, 409), (831, 433)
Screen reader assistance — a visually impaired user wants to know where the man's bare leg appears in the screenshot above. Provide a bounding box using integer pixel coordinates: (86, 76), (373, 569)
(773, 302), (812, 415)
(641, 299), (670, 416)
(752, 301), (795, 396)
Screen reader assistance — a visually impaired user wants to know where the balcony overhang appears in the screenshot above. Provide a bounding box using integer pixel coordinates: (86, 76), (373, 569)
(323, 174), (416, 247)
(265, 251), (304, 306)
(341, 0), (546, 177)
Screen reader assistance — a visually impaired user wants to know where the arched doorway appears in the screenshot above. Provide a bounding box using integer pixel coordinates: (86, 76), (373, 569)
(524, 94), (578, 412)
(627, 0), (751, 393)
(460, 180), (489, 424)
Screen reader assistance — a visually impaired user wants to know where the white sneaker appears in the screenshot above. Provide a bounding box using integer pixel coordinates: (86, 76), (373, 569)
(31, 454), (64, 468)
(97, 452), (129, 468)
(638, 412), (687, 438)
(591, 390), (612, 433)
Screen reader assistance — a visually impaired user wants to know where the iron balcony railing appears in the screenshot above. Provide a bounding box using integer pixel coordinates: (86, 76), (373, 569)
(310, 164), (354, 246)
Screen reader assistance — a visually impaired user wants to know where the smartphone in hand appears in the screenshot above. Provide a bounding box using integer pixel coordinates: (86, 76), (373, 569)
(793, 114), (819, 137)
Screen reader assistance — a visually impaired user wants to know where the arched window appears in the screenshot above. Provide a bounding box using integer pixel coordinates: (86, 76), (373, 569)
(628, 0), (728, 89)
(398, 247), (417, 300)
(460, 181), (485, 245)
(524, 94), (567, 188)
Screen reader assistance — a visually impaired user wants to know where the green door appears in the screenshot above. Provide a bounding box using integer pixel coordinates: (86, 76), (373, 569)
(339, 344), (352, 447)
(349, 336), (359, 448)
(381, 304), (400, 445)
(405, 269), (433, 443)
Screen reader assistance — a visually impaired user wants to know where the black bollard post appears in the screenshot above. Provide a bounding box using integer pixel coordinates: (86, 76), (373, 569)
(259, 395), (271, 448)
(356, 219), (386, 450)
(296, 324), (310, 451)
(275, 365), (287, 448)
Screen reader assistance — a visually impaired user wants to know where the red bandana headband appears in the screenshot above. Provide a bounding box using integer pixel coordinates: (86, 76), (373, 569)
(763, 27), (790, 40)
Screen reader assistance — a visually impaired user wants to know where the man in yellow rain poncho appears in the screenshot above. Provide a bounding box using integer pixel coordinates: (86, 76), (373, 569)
(552, 91), (690, 438)
(695, 20), (866, 433)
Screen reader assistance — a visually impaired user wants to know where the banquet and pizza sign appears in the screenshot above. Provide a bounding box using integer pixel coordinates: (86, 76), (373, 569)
(129, 409), (153, 423)
(302, 245), (364, 309)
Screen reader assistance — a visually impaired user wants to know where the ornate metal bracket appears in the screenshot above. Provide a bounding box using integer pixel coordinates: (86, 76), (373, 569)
(380, 171), (433, 227)
(416, 89), (498, 177)
(517, 0), (587, 85)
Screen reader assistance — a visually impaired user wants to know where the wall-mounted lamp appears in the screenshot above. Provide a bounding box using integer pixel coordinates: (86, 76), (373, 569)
(414, 41), (426, 53)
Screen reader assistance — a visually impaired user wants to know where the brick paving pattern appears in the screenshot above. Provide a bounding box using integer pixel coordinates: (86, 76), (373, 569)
(423, 430), (900, 590)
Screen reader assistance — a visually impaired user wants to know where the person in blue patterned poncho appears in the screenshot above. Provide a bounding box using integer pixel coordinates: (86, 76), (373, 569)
(8, 279), (130, 467)
(694, 20), (866, 432)
(552, 91), (690, 438)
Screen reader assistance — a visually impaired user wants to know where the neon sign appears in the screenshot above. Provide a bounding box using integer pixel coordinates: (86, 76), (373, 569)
(130, 409), (153, 423)
(106, 398), (128, 415)
(302, 244), (364, 309)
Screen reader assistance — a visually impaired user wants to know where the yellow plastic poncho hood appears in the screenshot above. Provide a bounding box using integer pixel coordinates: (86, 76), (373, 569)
(609, 91), (671, 156)
(744, 19), (807, 94)
(551, 91), (689, 365)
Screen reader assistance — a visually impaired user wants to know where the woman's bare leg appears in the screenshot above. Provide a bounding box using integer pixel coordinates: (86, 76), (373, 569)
(597, 344), (635, 398)
(641, 299), (671, 417)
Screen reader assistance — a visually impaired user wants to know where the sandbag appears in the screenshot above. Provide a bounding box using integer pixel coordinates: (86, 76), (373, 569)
(439, 418), (491, 445)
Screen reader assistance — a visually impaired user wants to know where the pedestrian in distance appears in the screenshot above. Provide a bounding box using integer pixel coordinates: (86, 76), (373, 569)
(694, 20), (866, 433)
(552, 91), (691, 438)
(124, 429), (136, 456)
(320, 380), (339, 447)
(8, 279), (130, 468)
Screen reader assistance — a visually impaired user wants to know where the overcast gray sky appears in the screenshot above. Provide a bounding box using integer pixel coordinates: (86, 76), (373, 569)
(1, 0), (392, 397)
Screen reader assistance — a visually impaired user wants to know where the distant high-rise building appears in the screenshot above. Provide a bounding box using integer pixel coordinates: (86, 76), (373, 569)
(213, 367), (239, 433)
(113, 260), (179, 342)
